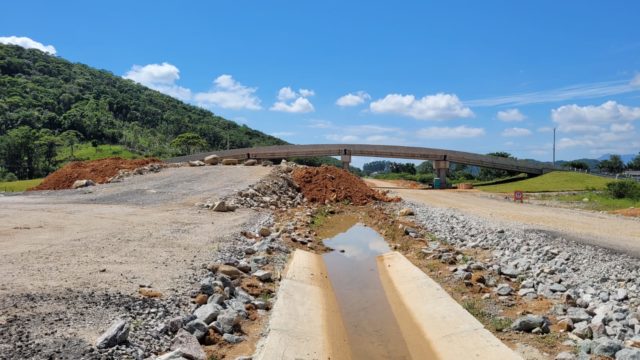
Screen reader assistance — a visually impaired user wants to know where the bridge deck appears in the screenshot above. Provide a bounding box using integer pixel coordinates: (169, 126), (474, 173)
(169, 144), (554, 175)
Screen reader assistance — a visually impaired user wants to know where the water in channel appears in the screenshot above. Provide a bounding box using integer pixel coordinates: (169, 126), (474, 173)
(323, 223), (413, 359)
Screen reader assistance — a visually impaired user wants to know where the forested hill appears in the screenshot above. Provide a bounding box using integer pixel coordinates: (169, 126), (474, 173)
(0, 44), (285, 179)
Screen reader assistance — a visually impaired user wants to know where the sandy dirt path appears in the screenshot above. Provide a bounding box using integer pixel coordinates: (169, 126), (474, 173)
(0, 165), (270, 296)
(367, 179), (640, 256)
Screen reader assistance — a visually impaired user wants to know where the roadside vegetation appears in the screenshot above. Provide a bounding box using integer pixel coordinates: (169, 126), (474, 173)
(0, 178), (42, 192)
(477, 172), (612, 193)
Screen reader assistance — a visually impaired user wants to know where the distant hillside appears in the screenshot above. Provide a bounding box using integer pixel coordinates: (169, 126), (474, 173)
(0, 44), (285, 179)
(597, 154), (636, 164)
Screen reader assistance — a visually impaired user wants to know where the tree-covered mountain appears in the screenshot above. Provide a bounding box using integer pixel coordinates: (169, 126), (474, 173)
(0, 44), (285, 179)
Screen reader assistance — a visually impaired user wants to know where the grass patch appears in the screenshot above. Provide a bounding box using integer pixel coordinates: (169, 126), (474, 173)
(462, 299), (513, 332)
(310, 207), (330, 229)
(0, 178), (43, 192)
(57, 143), (139, 162)
(555, 192), (640, 211)
(371, 172), (434, 184)
(478, 171), (612, 193)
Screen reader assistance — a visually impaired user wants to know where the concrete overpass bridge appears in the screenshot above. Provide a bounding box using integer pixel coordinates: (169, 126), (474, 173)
(169, 144), (556, 187)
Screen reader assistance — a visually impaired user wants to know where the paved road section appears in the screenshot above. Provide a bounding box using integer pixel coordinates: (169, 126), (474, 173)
(367, 179), (640, 257)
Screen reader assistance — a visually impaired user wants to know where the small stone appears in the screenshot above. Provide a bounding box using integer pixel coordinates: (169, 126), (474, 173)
(223, 333), (245, 344)
(398, 208), (414, 216)
(244, 159), (258, 166)
(496, 284), (513, 296)
(615, 289), (629, 301)
(185, 319), (208, 342)
(572, 321), (593, 339)
(567, 307), (592, 323)
(253, 270), (272, 282)
(550, 283), (568, 293)
(214, 309), (240, 334)
(557, 318), (574, 332)
(555, 351), (576, 360)
(258, 227), (271, 237)
(95, 320), (129, 349)
(194, 294), (208, 305)
(499, 265), (519, 278)
(188, 160), (205, 167)
(212, 201), (228, 212)
(170, 329), (206, 360)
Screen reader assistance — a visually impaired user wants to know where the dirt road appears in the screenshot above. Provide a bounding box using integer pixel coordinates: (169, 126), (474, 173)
(0, 165), (269, 351)
(367, 179), (640, 256)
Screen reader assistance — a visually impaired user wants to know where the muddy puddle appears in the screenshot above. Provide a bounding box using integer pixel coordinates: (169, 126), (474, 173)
(323, 223), (413, 359)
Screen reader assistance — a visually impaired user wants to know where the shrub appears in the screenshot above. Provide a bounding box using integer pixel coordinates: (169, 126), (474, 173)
(606, 180), (640, 199)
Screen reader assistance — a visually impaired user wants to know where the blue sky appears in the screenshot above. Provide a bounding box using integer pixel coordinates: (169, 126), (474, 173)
(2, 0), (640, 166)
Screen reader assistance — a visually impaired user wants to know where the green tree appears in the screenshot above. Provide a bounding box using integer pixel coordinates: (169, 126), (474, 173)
(598, 155), (624, 174)
(170, 132), (208, 155)
(60, 130), (83, 159)
(0, 126), (40, 179)
(563, 160), (590, 171)
(36, 129), (62, 173)
(416, 161), (434, 174)
(627, 153), (640, 171)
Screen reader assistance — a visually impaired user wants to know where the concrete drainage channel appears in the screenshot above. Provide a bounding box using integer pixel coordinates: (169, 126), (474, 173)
(255, 222), (521, 360)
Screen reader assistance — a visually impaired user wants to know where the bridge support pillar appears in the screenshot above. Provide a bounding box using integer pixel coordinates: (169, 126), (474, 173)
(340, 154), (351, 170)
(433, 160), (450, 189)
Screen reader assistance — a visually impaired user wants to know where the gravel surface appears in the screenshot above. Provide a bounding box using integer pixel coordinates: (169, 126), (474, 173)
(404, 199), (640, 359)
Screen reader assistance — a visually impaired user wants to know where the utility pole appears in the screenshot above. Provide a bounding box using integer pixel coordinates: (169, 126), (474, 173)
(553, 127), (556, 167)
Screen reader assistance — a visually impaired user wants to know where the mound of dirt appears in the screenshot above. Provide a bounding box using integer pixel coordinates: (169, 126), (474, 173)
(31, 157), (162, 191)
(292, 165), (399, 205)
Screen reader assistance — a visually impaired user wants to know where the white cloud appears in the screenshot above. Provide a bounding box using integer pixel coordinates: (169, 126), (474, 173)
(336, 91), (371, 107)
(467, 78), (640, 107)
(501, 127), (532, 137)
(497, 108), (526, 122)
(537, 126), (554, 133)
(370, 93), (474, 120)
(416, 126), (485, 139)
(124, 62), (192, 101)
(631, 74), (640, 87)
(551, 100), (640, 133)
(271, 86), (315, 113)
(270, 97), (314, 113)
(0, 36), (56, 54)
(194, 74), (262, 110)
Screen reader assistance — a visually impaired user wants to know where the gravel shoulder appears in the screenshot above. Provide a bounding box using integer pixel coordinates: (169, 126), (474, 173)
(367, 179), (640, 257)
(0, 165), (270, 357)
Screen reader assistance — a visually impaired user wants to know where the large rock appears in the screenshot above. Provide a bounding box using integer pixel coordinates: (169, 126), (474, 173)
(188, 160), (205, 167)
(616, 348), (640, 360)
(212, 201), (228, 212)
(399, 208), (414, 216)
(193, 303), (221, 324)
(218, 265), (244, 279)
(567, 307), (592, 323)
(203, 155), (219, 165)
(253, 269), (272, 282)
(572, 321), (593, 339)
(499, 265), (519, 278)
(244, 159), (258, 166)
(95, 319), (129, 349)
(170, 329), (206, 360)
(591, 337), (623, 357)
(72, 179), (96, 189)
(184, 319), (208, 342)
(213, 309), (240, 334)
(222, 158), (238, 165)
(496, 284), (513, 296)
(511, 315), (547, 332)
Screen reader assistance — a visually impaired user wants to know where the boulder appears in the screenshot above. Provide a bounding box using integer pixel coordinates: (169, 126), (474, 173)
(511, 315), (547, 332)
(203, 155), (219, 165)
(499, 265), (519, 278)
(567, 307), (592, 323)
(184, 319), (208, 342)
(572, 321), (593, 339)
(244, 159), (258, 166)
(258, 227), (271, 237)
(188, 160), (205, 167)
(95, 319), (129, 349)
(72, 179), (96, 189)
(193, 303), (221, 324)
(616, 348), (640, 360)
(591, 337), (623, 357)
(170, 329), (207, 360)
(213, 309), (240, 334)
(218, 265), (244, 279)
(222, 158), (238, 165)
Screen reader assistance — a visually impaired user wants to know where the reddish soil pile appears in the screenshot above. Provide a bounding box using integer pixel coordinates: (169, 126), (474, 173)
(612, 208), (640, 217)
(292, 165), (400, 205)
(31, 157), (161, 191)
